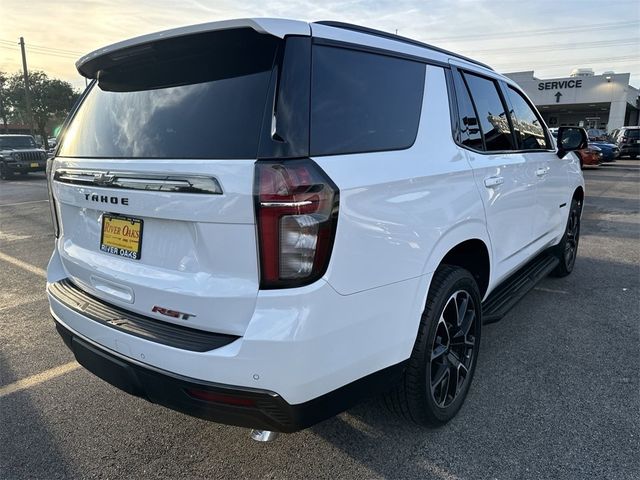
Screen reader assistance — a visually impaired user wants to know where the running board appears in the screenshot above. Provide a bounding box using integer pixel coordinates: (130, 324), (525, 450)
(482, 252), (559, 324)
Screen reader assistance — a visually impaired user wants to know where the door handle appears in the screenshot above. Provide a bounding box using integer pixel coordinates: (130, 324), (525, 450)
(536, 167), (550, 177)
(484, 176), (504, 188)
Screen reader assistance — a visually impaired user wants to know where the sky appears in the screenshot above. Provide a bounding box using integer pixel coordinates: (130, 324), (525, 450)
(1, 0), (639, 92)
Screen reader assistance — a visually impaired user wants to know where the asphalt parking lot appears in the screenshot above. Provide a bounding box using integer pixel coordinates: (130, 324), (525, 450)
(1, 165), (638, 480)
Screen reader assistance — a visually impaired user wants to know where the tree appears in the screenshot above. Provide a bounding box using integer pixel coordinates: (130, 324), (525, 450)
(4, 70), (79, 144)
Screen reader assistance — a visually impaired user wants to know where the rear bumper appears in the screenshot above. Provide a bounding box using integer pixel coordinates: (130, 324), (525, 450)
(47, 245), (428, 406)
(47, 237), (428, 427)
(3, 162), (46, 173)
(54, 318), (405, 432)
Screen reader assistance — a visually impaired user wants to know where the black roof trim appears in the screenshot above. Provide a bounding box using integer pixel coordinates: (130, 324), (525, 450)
(313, 21), (494, 71)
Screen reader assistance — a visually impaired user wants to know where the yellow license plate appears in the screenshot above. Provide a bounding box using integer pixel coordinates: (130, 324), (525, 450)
(100, 215), (143, 260)
(30, 162), (39, 168)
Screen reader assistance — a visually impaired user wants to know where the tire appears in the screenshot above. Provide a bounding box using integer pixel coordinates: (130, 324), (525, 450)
(0, 162), (13, 180)
(551, 197), (581, 277)
(385, 266), (482, 426)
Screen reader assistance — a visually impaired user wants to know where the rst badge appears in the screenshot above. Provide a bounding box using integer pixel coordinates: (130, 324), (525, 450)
(151, 306), (196, 321)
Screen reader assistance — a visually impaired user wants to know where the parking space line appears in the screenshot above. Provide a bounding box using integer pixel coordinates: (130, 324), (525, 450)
(0, 251), (47, 278)
(0, 361), (80, 398)
(0, 199), (49, 207)
(0, 296), (46, 314)
(1, 181), (48, 188)
(0, 232), (32, 242)
(420, 461), (459, 480)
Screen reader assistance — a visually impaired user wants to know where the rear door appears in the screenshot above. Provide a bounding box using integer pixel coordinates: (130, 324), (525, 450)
(451, 68), (538, 281)
(51, 28), (307, 336)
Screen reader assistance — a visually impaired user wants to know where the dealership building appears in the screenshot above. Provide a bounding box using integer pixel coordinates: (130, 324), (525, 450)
(505, 69), (640, 132)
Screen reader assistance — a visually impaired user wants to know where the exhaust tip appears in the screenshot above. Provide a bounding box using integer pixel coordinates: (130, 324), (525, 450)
(250, 429), (279, 442)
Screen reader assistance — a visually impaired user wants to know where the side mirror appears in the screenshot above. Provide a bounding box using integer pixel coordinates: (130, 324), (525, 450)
(463, 116), (478, 127)
(557, 127), (588, 158)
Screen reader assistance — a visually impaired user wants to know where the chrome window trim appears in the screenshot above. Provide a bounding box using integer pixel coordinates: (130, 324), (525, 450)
(53, 168), (223, 194)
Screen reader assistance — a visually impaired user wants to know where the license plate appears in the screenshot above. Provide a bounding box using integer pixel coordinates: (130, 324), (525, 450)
(100, 214), (143, 260)
(30, 162), (39, 168)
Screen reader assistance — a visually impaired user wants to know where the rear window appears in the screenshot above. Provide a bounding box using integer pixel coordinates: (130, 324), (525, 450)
(310, 46), (425, 156)
(58, 29), (279, 159)
(624, 129), (640, 139)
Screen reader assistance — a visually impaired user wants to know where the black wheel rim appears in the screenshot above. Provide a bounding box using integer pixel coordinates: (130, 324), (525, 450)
(429, 290), (477, 408)
(564, 207), (580, 269)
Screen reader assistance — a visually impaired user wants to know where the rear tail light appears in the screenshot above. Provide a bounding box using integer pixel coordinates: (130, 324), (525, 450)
(46, 157), (60, 238)
(254, 159), (339, 289)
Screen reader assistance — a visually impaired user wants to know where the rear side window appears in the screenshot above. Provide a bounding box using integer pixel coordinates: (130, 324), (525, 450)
(310, 46), (425, 156)
(452, 72), (484, 150)
(58, 29), (279, 159)
(505, 87), (550, 150)
(463, 72), (515, 152)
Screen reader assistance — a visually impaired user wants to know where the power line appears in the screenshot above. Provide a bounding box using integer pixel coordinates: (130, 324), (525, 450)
(0, 44), (78, 60)
(494, 55), (640, 71)
(428, 20), (638, 42)
(465, 38), (640, 56)
(20, 48), (78, 59)
(0, 43), (80, 58)
(30, 44), (83, 55)
(0, 38), (83, 56)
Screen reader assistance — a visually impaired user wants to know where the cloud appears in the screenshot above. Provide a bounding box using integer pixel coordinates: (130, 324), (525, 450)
(1, 0), (638, 90)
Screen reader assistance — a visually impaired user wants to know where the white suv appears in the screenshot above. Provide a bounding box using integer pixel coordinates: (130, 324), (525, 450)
(46, 19), (586, 436)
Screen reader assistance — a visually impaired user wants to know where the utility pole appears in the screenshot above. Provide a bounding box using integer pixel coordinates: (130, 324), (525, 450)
(0, 76), (7, 133)
(19, 37), (34, 135)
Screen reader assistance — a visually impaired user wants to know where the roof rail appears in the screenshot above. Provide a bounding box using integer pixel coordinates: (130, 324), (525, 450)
(313, 21), (494, 71)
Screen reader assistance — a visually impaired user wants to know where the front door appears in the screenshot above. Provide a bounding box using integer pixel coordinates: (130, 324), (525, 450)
(453, 68), (539, 282)
(501, 84), (569, 245)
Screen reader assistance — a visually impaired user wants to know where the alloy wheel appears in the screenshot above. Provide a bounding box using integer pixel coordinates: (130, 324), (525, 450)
(429, 290), (477, 408)
(564, 207), (580, 269)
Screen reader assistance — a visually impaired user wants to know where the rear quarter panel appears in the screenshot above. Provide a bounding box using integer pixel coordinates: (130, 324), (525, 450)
(314, 65), (490, 296)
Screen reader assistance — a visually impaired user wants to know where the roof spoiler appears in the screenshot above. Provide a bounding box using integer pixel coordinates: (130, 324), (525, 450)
(76, 18), (310, 79)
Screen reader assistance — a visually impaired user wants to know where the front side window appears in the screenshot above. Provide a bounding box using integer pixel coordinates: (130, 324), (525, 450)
(505, 87), (550, 150)
(463, 72), (515, 152)
(310, 45), (425, 156)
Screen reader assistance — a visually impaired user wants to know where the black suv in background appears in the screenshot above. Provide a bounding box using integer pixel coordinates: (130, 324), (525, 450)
(613, 127), (640, 159)
(0, 134), (48, 179)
